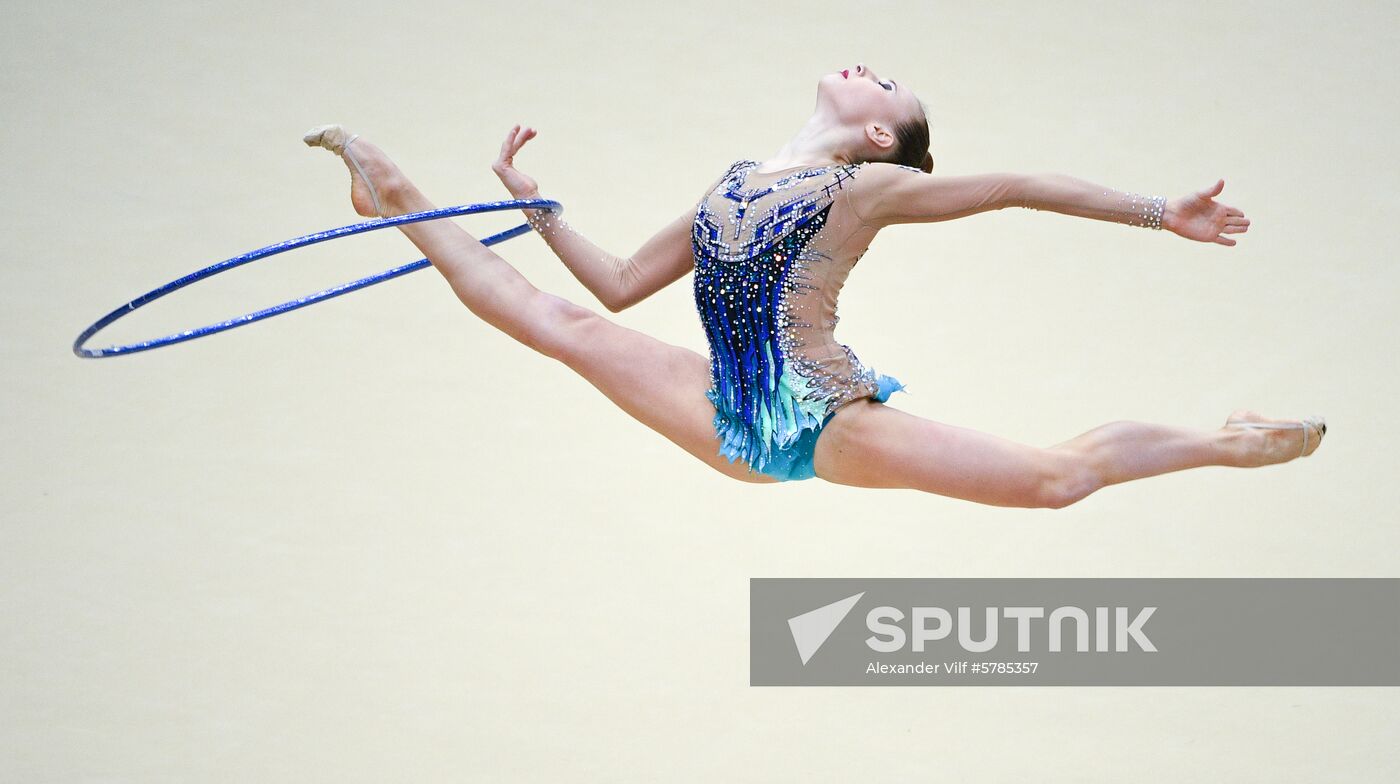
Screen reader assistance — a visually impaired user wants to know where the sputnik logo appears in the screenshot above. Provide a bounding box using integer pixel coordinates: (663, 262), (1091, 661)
(787, 592), (865, 665)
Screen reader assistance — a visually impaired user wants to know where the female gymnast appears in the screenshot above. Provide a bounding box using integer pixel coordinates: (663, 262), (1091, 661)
(303, 62), (1325, 508)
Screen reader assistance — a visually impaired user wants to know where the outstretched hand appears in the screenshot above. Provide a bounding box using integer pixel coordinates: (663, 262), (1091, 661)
(1164, 179), (1250, 246)
(492, 124), (540, 198)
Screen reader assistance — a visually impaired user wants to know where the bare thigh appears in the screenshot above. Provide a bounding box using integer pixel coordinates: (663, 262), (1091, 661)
(811, 399), (1070, 506)
(537, 295), (779, 484)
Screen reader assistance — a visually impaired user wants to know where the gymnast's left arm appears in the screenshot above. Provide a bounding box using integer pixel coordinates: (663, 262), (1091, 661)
(1004, 173), (1250, 245)
(848, 161), (1249, 245)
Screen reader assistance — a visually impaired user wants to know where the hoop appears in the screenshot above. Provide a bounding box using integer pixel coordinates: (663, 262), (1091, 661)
(72, 198), (562, 358)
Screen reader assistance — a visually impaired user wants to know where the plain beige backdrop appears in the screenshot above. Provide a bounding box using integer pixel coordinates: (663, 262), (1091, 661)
(4, 0), (1397, 780)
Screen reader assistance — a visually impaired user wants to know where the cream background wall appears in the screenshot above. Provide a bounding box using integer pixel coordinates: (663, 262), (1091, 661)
(3, 1), (1396, 780)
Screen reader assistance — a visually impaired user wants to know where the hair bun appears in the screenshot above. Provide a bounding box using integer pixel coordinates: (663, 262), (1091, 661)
(920, 151), (934, 174)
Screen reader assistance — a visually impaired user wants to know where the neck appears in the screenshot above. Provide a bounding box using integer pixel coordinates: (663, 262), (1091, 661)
(762, 111), (852, 170)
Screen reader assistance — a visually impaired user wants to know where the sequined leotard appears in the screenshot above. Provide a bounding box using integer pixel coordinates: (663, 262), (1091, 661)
(691, 159), (905, 480)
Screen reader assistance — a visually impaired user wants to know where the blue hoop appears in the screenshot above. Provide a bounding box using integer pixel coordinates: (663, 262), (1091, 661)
(72, 198), (562, 358)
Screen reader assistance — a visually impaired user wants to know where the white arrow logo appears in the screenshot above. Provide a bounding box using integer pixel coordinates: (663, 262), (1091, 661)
(787, 592), (865, 665)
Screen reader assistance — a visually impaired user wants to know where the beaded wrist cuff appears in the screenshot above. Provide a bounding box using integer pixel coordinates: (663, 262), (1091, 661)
(526, 206), (565, 235)
(1120, 192), (1168, 230)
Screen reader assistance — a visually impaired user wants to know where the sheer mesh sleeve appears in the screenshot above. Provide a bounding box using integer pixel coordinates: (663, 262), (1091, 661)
(518, 168), (730, 312)
(1006, 172), (1166, 229)
(847, 162), (1166, 230)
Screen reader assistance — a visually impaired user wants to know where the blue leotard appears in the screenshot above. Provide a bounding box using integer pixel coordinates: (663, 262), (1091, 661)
(691, 159), (907, 481)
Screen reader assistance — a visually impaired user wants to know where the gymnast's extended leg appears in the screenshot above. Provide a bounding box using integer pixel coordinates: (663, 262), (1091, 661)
(307, 130), (778, 484)
(812, 401), (1323, 508)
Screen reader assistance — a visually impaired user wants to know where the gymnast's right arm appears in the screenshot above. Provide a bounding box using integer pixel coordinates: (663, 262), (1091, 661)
(846, 161), (1172, 232)
(520, 202), (698, 313)
(492, 124), (710, 313)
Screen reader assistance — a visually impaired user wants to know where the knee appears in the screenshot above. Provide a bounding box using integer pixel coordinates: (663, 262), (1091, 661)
(521, 293), (600, 362)
(1033, 450), (1102, 510)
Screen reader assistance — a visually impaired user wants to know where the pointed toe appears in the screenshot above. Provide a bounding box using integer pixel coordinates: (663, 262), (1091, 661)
(1223, 414), (1326, 459)
(302, 124), (355, 154)
(301, 123), (383, 218)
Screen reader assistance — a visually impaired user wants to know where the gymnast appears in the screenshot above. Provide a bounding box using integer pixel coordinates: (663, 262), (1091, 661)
(303, 62), (1324, 508)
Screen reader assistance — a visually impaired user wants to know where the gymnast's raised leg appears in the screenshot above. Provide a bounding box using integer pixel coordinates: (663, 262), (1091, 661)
(304, 127), (779, 485)
(812, 400), (1324, 508)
